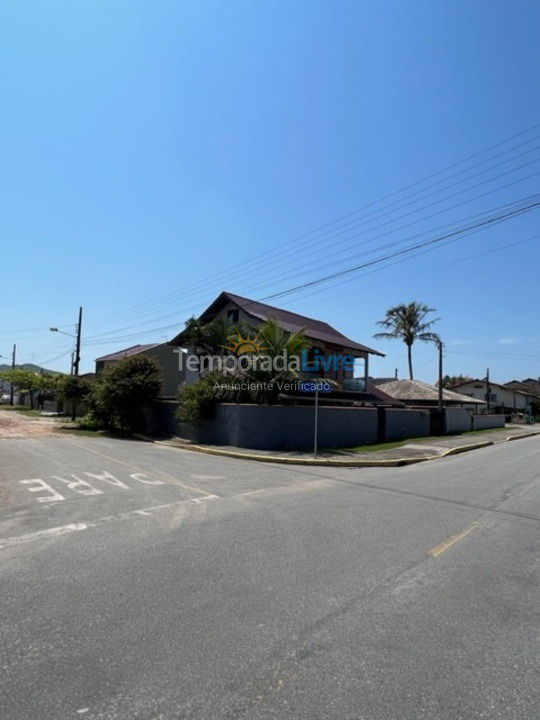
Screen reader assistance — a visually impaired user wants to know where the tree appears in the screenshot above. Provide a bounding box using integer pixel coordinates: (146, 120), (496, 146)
(374, 302), (440, 380)
(238, 318), (311, 403)
(0, 369), (58, 409)
(440, 374), (473, 389)
(182, 316), (253, 358)
(57, 375), (93, 418)
(87, 355), (162, 434)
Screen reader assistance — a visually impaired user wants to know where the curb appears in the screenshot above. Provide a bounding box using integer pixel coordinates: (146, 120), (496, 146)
(505, 430), (540, 442)
(439, 440), (494, 457)
(137, 430), (539, 468)
(167, 442), (430, 467)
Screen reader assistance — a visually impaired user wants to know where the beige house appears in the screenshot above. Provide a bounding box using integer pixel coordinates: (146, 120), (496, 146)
(95, 343), (183, 399)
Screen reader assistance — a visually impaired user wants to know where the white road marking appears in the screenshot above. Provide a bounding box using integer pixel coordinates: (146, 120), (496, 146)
(52, 474), (103, 496)
(18, 469), (171, 505)
(19, 478), (65, 503)
(0, 495), (219, 551)
(130, 472), (164, 486)
(84, 470), (130, 489)
(0, 523), (88, 548)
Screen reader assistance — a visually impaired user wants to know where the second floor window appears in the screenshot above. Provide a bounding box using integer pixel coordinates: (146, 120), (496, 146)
(227, 309), (239, 324)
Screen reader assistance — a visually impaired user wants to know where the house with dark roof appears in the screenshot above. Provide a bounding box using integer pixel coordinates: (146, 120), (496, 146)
(171, 291), (384, 392)
(95, 343), (183, 398)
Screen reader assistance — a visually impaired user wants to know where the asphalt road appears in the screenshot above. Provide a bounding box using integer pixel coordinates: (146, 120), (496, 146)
(1, 432), (540, 720)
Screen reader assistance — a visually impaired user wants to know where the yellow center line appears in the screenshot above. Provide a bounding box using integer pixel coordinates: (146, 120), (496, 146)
(65, 438), (212, 497)
(428, 522), (479, 558)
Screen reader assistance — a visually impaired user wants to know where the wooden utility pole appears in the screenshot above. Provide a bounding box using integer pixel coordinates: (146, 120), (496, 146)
(486, 368), (491, 413)
(438, 340), (444, 412)
(9, 344), (16, 405)
(73, 306), (82, 376)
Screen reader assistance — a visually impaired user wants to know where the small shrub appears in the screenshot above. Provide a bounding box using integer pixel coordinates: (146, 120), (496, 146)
(76, 413), (103, 431)
(177, 372), (229, 425)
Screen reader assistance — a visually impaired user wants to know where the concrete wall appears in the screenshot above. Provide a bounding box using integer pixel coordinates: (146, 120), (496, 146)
(384, 408), (430, 441)
(148, 402), (505, 449)
(444, 407), (472, 434)
(472, 414), (505, 430)
(178, 403), (379, 450)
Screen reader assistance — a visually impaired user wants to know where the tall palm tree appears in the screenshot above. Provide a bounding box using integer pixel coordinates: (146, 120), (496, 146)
(374, 302), (440, 380)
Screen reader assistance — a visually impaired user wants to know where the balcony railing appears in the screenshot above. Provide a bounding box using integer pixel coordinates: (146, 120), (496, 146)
(342, 378), (367, 392)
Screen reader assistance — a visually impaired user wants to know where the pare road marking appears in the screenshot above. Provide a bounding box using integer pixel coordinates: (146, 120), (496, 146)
(66, 438), (210, 497)
(18, 470), (168, 504)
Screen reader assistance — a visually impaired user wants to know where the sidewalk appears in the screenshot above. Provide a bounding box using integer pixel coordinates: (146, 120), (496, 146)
(162, 424), (540, 467)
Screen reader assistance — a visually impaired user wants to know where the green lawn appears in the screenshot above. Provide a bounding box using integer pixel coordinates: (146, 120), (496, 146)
(56, 426), (108, 438)
(341, 426), (509, 454)
(337, 440), (408, 454)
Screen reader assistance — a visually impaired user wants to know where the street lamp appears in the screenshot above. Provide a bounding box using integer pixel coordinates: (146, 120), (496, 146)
(49, 327), (76, 338)
(49, 307), (82, 377)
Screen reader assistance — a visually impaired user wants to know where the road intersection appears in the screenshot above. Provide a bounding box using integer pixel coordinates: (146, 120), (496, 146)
(1, 428), (540, 719)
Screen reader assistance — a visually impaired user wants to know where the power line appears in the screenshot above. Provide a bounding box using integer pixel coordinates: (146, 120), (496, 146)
(81, 194), (540, 348)
(83, 166), (540, 343)
(86, 122), (540, 331)
(257, 195), (540, 303)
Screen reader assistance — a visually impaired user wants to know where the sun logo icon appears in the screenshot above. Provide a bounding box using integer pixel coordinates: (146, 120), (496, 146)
(220, 331), (269, 356)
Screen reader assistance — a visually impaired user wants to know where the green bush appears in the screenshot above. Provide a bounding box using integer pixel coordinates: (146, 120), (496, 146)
(76, 413), (104, 431)
(177, 372), (229, 425)
(87, 355), (162, 434)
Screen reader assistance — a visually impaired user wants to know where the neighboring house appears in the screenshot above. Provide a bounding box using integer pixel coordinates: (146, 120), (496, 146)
(95, 343), (183, 398)
(504, 378), (540, 398)
(377, 379), (487, 409)
(171, 291), (384, 391)
(451, 379), (533, 415)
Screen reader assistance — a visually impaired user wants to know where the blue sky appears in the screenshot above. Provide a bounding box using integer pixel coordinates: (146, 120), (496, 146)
(1, 0), (539, 382)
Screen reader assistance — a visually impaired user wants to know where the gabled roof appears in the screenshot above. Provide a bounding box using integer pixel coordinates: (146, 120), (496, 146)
(505, 380), (540, 397)
(452, 379), (532, 397)
(173, 291), (384, 356)
(95, 344), (159, 363)
(378, 379), (486, 404)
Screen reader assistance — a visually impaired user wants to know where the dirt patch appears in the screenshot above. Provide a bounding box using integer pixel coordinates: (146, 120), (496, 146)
(0, 411), (60, 439)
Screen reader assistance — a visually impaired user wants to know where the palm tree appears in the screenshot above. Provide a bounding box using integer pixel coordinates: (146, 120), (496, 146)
(374, 302), (440, 380)
(238, 318), (311, 403)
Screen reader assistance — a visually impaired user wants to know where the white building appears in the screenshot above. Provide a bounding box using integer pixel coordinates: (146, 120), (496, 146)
(452, 379), (533, 415)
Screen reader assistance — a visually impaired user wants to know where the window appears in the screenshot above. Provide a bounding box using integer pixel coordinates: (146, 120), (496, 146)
(227, 309), (239, 324)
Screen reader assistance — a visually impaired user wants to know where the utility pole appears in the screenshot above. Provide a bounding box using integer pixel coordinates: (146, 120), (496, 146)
(486, 368), (491, 413)
(73, 306), (82, 376)
(438, 340), (444, 413)
(9, 343), (16, 405)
